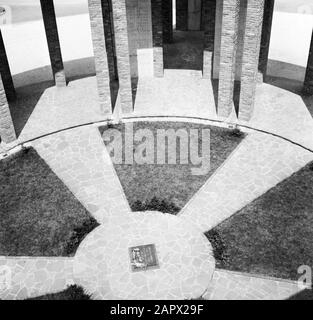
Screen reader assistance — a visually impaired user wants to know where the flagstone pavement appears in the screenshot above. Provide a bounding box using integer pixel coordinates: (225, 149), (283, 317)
(0, 123), (310, 300)
(73, 211), (215, 300)
(32, 125), (130, 224)
(1, 70), (313, 299)
(204, 269), (302, 300)
(179, 131), (313, 231)
(18, 77), (108, 143)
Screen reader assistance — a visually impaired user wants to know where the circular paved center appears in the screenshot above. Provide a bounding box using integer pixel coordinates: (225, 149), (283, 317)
(73, 211), (215, 300)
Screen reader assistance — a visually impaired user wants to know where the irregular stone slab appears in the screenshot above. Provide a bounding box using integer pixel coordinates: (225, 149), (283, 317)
(73, 211), (215, 300)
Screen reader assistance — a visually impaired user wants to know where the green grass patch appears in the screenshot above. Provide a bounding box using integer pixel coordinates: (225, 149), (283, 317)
(0, 147), (99, 256)
(28, 285), (90, 300)
(100, 122), (245, 214)
(287, 289), (313, 300)
(206, 161), (313, 281)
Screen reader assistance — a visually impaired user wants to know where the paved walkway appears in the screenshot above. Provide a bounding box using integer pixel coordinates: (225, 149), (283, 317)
(9, 71), (313, 153)
(19, 77), (107, 143)
(180, 132), (313, 231)
(132, 74), (313, 152)
(204, 269), (302, 300)
(1, 58), (313, 300)
(133, 69), (217, 119)
(74, 211), (215, 300)
(32, 125), (130, 224)
(1, 123), (312, 300)
(0, 257), (73, 300)
(250, 83), (313, 151)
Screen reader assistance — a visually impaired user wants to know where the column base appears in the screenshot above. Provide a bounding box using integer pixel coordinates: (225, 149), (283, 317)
(55, 70), (67, 88)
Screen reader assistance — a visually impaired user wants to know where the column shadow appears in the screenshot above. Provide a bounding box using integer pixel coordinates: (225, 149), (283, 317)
(209, 59), (312, 119)
(8, 57), (99, 137)
(211, 78), (219, 114)
(210, 78), (241, 117)
(287, 289), (313, 300)
(233, 80), (241, 117)
(264, 59), (313, 118)
(131, 77), (138, 108)
(9, 80), (54, 137)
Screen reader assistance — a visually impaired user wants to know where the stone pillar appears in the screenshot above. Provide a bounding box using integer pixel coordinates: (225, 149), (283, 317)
(304, 30), (313, 95)
(203, 0), (216, 79)
(88, 0), (112, 115)
(151, 0), (164, 77)
(213, 0), (248, 81)
(163, 0), (173, 43)
(239, 0), (265, 121)
(0, 75), (16, 143)
(217, 0), (240, 118)
(137, 0), (153, 49)
(125, 0), (139, 78)
(0, 30), (15, 101)
(176, 0), (188, 31)
(40, 0), (66, 87)
(102, 0), (118, 82)
(234, 0), (248, 80)
(213, 0), (223, 79)
(111, 0), (133, 114)
(258, 0), (274, 81)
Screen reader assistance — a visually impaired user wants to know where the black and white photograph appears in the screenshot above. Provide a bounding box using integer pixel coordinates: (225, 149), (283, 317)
(0, 0), (313, 309)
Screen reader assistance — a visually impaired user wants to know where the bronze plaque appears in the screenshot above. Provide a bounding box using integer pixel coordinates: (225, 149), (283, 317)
(129, 244), (159, 272)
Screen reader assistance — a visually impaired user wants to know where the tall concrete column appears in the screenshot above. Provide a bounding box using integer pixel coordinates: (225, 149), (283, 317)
(151, 0), (164, 77)
(258, 0), (274, 81)
(0, 75), (16, 143)
(0, 30), (15, 101)
(234, 0), (248, 80)
(40, 0), (66, 87)
(125, 0), (139, 78)
(217, 0), (240, 118)
(88, 0), (112, 115)
(203, 0), (216, 79)
(213, 0), (223, 79)
(304, 29), (313, 95)
(163, 0), (173, 43)
(239, 0), (265, 121)
(102, 0), (118, 82)
(111, 0), (133, 114)
(137, 0), (153, 49)
(176, 0), (188, 31)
